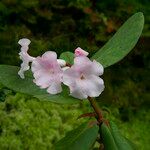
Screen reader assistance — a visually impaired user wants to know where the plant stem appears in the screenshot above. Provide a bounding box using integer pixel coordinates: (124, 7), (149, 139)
(88, 97), (104, 149)
(88, 97), (103, 124)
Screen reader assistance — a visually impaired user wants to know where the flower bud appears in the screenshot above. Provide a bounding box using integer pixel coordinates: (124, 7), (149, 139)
(75, 47), (89, 57)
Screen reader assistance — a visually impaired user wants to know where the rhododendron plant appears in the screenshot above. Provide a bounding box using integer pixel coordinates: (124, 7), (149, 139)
(0, 12), (144, 150)
(18, 38), (104, 99)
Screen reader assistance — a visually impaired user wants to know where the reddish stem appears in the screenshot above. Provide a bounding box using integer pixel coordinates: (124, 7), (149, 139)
(87, 97), (105, 149)
(88, 97), (103, 124)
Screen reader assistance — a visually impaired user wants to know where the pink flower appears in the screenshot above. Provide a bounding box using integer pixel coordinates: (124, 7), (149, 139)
(18, 38), (35, 79)
(75, 47), (89, 57)
(63, 56), (104, 99)
(31, 51), (63, 94)
(57, 59), (66, 67)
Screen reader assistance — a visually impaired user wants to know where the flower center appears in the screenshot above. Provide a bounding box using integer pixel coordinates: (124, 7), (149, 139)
(80, 75), (85, 80)
(48, 69), (54, 74)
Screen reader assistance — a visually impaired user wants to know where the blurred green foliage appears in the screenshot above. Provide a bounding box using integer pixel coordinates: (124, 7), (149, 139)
(0, 0), (149, 64)
(0, 92), (91, 150)
(0, 92), (149, 150)
(0, 0), (150, 149)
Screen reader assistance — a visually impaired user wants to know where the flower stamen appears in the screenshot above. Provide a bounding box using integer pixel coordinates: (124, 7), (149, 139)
(80, 75), (85, 80)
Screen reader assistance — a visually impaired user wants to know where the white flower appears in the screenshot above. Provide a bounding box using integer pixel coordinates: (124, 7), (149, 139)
(31, 51), (63, 94)
(62, 66), (70, 71)
(18, 38), (35, 79)
(75, 47), (89, 57)
(63, 56), (104, 99)
(57, 59), (66, 67)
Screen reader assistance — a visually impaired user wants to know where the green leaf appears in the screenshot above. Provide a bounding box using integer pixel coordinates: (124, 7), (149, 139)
(0, 65), (79, 104)
(109, 121), (137, 150)
(55, 122), (99, 150)
(100, 122), (136, 150)
(60, 51), (74, 64)
(92, 12), (144, 68)
(100, 123), (118, 150)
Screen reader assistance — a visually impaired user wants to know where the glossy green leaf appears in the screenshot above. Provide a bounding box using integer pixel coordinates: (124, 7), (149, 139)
(0, 65), (79, 104)
(60, 51), (74, 64)
(55, 122), (99, 150)
(92, 12), (144, 68)
(100, 122), (136, 150)
(100, 123), (118, 150)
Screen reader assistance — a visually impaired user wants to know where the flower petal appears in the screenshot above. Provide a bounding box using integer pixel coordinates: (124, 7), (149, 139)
(47, 81), (62, 94)
(18, 38), (31, 47)
(42, 51), (57, 60)
(33, 73), (52, 88)
(91, 60), (104, 76)
(57, 59), (66, 67)
(62, 66), (70, 71)
(80, 75), (104, 97)
(18, 38), (35, 79)
(18, 62), (30, 79)
(31, 57), (42, 72)
(63, 67), (88, 99)
(63, 67), (80, 87)
(74, 56), (90, 66)
(70, 82), (87, 99)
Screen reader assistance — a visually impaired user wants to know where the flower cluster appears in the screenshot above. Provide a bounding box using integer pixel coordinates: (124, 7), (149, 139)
(18, 38), (104, 99)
